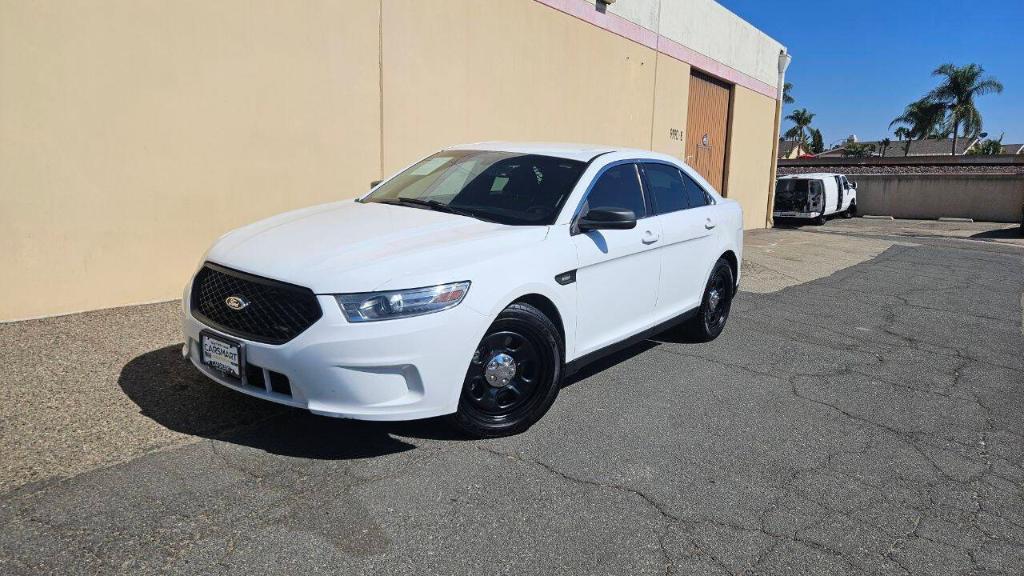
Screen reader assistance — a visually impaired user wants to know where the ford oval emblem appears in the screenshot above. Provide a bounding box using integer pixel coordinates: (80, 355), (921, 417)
(224, 295), (250, 311)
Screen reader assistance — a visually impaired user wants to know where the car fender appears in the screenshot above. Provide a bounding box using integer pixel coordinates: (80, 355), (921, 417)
(465, 279), (578, 361)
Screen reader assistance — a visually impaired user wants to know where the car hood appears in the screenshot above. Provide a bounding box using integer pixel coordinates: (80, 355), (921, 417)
(206, 200), (549, 293)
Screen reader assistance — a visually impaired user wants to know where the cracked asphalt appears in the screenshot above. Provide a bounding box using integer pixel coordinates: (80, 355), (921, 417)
(1, 219), (1022, 575)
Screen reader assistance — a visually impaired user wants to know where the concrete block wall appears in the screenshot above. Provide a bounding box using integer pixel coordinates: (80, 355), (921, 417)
(854, 174), (1024, 223)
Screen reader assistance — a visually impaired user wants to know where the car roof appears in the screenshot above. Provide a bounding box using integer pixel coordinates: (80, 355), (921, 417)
(448, 141), (659, 163)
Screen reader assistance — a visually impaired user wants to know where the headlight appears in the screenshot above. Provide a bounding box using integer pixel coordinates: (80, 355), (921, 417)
(335, 281), (470, 322)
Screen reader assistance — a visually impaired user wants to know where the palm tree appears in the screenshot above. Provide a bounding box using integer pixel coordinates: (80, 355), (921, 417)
(843, 142), (877, 158)
(784, 108), (814, 146)
(889, 98), (947, 155)
(893, 127), (910, 141)
(967, 134), (1004, 156)
(928, 63), (1003, 154)
(782, 82), (794, 105)
(879, 138), (892, 157)
(808, 127), (824, 154)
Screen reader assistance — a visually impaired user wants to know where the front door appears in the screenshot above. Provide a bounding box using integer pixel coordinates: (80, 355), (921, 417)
(572, 163), (663, 357)
(834, 176), (845, 213)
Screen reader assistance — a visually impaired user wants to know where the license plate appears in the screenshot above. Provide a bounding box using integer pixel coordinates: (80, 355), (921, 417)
(200, 332), (243, 378)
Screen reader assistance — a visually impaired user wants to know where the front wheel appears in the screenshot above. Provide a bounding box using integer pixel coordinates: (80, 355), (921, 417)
(843, 202), (857, 218)
(447, 303), (563, 438)
(685, 259), (735, 342)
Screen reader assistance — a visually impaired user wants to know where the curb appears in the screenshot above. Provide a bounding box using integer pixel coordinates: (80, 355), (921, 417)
(938, 217), (974, 223)
(861, 215), (894, 220)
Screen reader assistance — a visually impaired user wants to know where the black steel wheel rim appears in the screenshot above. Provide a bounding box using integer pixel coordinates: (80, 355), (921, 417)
(704, 269), (730, 330)
(462, 328), (551, 421)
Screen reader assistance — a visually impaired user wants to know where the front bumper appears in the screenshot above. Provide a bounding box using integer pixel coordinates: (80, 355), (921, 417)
(182, 292), (491, 421)
(773, 211), (821, 219)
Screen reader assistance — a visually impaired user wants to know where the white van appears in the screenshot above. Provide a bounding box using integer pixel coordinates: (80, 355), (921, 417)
(773, 173), (857, 225)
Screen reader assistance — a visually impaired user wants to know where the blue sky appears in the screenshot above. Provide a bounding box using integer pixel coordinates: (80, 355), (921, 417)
(718, 0), (1023, 146)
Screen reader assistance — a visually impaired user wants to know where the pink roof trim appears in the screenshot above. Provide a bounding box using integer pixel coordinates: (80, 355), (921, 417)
(534, 0), (778, 100)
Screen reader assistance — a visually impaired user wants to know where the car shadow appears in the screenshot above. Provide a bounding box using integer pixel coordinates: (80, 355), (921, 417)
(970, 227), (1023, 240)
(121, 333), (690, 458)
(118, 345), (466, 461)
(561, 322), (706, 388)
(562, 340), (660, 388)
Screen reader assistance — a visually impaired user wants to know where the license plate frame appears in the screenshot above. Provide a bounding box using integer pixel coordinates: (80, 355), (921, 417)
(199, 331), (245, 380)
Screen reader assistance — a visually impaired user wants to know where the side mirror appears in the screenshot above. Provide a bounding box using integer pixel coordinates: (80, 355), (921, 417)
(578, 208), (637, 232)
(370, 180), (382, 189)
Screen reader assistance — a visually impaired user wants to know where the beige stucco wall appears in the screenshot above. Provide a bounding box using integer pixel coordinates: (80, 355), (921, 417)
(724, 87), (777, 230)
(650, 53), (691, 158)
(1, 0), (779, 321)
(854, 174), (1024, 223)
(380, 0), (658, 173)
(0, 0), (382, 320)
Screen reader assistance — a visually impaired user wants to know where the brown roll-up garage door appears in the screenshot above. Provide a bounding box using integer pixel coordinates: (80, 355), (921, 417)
(685, 71), (732, 194)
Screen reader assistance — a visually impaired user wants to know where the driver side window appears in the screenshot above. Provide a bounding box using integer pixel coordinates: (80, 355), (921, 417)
(581, 164), (646, 219)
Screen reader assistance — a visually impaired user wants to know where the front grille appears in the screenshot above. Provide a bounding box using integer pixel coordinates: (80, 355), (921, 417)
(190, 263), (322, 344)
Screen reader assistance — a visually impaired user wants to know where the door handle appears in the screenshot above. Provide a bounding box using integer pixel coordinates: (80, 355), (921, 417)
(641, 230), (661, 244)
(704, 219), (716, 230)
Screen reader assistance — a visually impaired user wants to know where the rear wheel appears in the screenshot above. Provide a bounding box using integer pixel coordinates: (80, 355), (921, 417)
(813, 213), (827, 226)
(447, 303), (562, 438)
(685, 259), (735, 342)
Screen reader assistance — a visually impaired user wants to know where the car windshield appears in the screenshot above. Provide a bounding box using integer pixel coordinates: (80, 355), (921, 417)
(362, 151), (588, 226)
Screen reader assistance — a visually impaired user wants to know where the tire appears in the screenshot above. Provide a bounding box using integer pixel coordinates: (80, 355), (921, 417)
(685, 259), (735, 342)
(447, 302), (563, 438)
(842, 202), (856, 218)
(813, 213), (827, 226)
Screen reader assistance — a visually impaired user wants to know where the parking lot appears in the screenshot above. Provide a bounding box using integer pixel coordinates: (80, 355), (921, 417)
(2, 218), (1022, 575)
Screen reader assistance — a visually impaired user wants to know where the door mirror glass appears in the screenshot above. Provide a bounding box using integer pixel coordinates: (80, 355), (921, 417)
(578, 208), (637, 231)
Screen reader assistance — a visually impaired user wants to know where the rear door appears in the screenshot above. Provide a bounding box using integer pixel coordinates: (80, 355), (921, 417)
(640, 162), (720, 319)
(571, 162), (663, 356)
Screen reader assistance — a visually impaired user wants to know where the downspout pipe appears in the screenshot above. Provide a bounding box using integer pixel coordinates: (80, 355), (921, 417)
(765, 50), (791, 228)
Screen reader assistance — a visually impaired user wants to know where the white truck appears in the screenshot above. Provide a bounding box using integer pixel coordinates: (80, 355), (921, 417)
(773, 173), (857, 225)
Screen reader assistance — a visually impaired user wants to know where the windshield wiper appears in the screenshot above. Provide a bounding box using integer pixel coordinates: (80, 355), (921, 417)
(383, 197), (496, 222)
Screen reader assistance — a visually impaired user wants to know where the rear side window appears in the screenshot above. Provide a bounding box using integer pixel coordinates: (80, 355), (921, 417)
(680, 171), (710, 208)
(583, 164), (646, 218)
(642, 163), (688, 214)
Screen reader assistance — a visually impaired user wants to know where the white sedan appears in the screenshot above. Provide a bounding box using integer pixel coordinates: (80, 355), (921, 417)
(182, 142), (744, 437)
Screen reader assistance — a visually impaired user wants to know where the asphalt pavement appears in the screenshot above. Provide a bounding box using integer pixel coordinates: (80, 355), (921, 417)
(1, 218), (1022, 575)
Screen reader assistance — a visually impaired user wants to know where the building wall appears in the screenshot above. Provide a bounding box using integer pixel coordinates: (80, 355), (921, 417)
(0, 0), (382, 321)
(725, 88), (778, 230)
(0, 0), (781, 321)
(381, 0), (659, 173)
(580, 0), (784, 89)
